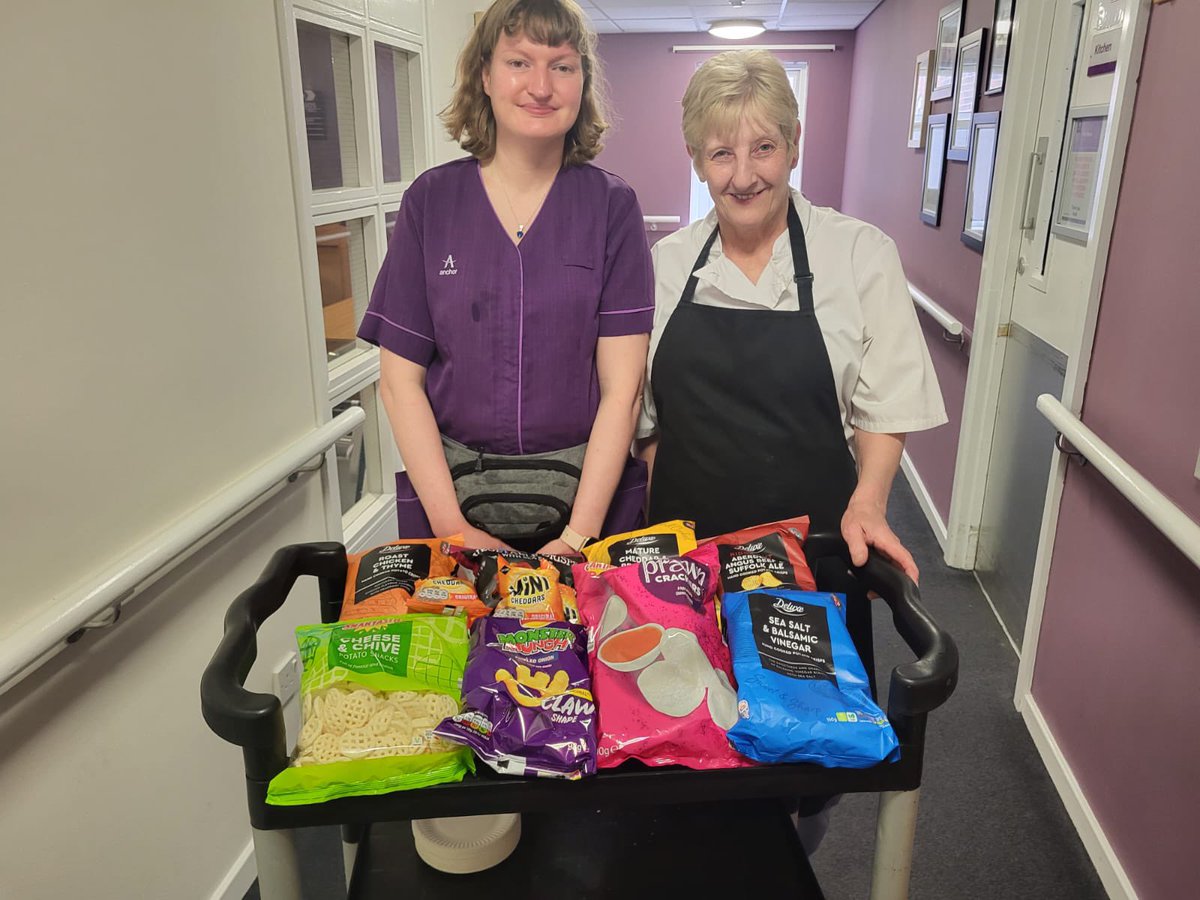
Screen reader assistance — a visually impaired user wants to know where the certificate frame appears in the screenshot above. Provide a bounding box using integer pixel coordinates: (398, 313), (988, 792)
(921, 114), (950, 226)
(908, 50), (934, 149)
(949, 28), (986, 162)
(1051, 104), (1109, 243)
(931, 2), (964, 101)
(961, 111), (1001, 251)
(985, 0), (1015, 95)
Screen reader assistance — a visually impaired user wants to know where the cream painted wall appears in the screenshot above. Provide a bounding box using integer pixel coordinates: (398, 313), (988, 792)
(425, 0), (489, 164)
(0, 1), (335, 896)
(0, 0), (319, 631)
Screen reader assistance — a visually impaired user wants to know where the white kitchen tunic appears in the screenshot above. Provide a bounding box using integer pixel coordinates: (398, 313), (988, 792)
(639, 189), (949, 449)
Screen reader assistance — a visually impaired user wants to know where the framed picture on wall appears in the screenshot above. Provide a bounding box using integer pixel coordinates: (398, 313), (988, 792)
(909, 51), (934, 149)
(962, 111), (1001, 250)
(931, 2), (964, 101)
(949, 28), (986, 162)
(921, 114), (950, 226)
(985, 0), (1015, 94)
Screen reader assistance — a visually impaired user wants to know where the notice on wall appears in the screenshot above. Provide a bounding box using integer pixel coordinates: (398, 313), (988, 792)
(1087, 0), (1127, 76)
(1053, 114), (1108, 241)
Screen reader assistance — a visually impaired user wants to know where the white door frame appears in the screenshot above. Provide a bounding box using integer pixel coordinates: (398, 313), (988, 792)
(940, 0), (1152, 689)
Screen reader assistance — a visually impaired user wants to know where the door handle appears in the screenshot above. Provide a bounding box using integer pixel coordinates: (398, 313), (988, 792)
(1021, 136), (1050, 232)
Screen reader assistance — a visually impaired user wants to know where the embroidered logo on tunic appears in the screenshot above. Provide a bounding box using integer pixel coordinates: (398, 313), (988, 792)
(439, 254), (458, 276)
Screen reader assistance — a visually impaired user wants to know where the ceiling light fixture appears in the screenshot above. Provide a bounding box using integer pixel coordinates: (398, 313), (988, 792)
(708, 19), (766, 40)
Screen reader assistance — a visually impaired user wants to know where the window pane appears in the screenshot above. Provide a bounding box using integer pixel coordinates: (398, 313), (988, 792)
(333, 388), (384, 517)
(333, 397), (366, 515)
(385, 209), (398, 245)
(315, 218), (369, 362)
(375, 43), (416, 184)
(297, 21), (361, 190)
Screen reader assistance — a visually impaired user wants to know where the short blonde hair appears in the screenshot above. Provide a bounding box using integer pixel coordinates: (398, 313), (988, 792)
(441, 0), (609, 166)
(681, 50), (799, 162)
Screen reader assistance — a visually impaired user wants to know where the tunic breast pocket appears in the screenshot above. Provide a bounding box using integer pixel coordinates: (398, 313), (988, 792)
(559, 255), (602, 314)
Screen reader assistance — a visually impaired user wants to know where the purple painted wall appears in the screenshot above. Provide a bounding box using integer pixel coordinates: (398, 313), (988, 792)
(1031, 5), (1200, 897)
(840, 0), (1003, 520)
(595, 30), (856, 245)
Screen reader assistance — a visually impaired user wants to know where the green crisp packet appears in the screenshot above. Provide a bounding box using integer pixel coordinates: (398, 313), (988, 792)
(267, 615), (473, 806)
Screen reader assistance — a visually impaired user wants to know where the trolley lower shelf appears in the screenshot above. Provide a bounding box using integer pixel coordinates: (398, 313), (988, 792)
(347, 799), (826, 899)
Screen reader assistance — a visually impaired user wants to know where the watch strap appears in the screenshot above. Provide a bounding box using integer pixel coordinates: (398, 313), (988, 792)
(560, 524), (594, 553)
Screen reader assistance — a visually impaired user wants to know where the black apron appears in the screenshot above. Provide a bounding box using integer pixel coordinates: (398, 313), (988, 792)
(648, 200), (875, 693)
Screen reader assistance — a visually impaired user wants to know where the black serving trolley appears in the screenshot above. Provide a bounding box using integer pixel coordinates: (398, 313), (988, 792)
(201, 534), (957, 899)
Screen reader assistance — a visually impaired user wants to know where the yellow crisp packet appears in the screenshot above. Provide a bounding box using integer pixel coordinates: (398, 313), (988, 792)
(582, 520), (697, 567)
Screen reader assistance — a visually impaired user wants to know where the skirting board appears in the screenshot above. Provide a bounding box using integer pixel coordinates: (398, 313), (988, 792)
(1020, 694), (1138, 900)
(899, 451), (948, 552)
(210, 838), (255, 900)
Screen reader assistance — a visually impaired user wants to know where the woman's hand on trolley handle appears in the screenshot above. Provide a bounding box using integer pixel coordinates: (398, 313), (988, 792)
(840, 429), (920, 585)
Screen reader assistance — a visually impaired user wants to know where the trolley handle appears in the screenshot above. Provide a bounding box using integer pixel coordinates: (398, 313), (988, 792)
(805, 533), (959, 719)
(200, 542), (347, 780)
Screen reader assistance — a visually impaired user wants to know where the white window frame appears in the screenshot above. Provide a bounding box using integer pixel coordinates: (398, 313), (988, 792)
(277, 0), (433, 548)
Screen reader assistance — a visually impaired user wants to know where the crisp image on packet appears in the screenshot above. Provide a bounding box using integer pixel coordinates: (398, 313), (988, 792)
(574, 557), (751, 770)
(434, 617), (596, 779)
(691, 516), (817, 593)
(266, 615), (472, 805)
(723, 589), (900, 768)
(582, 520), (697, 567)
(340, 538), (462, 620)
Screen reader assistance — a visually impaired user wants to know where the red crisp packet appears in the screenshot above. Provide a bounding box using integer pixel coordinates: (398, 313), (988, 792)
(690, 517), (816, 593)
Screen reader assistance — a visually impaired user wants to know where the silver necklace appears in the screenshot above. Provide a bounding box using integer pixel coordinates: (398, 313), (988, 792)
(492, 168), (551, 240)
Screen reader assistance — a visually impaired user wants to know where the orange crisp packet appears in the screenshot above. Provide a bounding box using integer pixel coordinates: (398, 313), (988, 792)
(340, 538), (462, 620)
(493, 557), (565, 625)
(407, 575), (489, 623)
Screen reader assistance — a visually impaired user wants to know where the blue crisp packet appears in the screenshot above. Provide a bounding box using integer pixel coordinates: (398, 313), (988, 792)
(723, 589), (899, 768)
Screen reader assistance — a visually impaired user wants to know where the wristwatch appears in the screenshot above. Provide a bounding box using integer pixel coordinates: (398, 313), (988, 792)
(559, 523), (594, 553)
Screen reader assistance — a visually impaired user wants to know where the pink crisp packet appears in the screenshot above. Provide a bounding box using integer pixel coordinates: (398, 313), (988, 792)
(573, 557), (753, 770)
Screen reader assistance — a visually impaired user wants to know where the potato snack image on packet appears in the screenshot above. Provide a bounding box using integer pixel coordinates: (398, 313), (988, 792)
(434, 617), (596, 779)
(266, 614), (472, 805)
(574, 557), (751, 770)
(722, 589), (900, 768)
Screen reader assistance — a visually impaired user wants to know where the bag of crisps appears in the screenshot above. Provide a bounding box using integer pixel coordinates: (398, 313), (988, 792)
(573, 557), (752, 770)
(690, 517), (817, 594)
(723, 589), (899, 768)
(266, 615), (473, 805)
(435, 617), (596, 779)
(492, 556), (566, 625)
(582, 520), (697, 567)
(340, 538), (462, 620)
(446, 545), (581, 624)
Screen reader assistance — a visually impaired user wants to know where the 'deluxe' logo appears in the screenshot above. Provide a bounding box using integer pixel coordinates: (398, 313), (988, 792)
(439, 254), (458, 276)
(772, 598), (807, 616)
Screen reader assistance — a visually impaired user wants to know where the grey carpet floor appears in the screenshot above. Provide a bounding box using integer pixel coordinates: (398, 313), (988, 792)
(244, 474), (1106, 899)
(807, 475), (1106, 899)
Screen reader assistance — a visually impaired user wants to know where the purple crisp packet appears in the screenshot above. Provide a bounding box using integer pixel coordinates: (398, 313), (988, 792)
(433, 617), (596, 779)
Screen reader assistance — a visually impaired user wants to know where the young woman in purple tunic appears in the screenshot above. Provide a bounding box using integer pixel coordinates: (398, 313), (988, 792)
(358, 0), (653, 555)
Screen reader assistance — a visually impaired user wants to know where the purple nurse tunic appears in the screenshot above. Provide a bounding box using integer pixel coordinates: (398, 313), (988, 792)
(358, 158), (655, 538)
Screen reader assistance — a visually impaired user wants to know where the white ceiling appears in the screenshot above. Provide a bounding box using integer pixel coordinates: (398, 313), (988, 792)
(579, 0), (883, 34)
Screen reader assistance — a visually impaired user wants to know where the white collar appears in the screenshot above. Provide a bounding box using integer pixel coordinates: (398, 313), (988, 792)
(693, 189), (813, 304)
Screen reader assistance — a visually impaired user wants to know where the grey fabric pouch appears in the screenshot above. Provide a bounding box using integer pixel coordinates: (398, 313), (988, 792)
(441, 434), (587, 543)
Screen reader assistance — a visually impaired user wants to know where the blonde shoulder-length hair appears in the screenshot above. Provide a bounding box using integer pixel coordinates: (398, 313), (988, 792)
(681, 50), (799, 165)
(441, 0), (609, 166)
